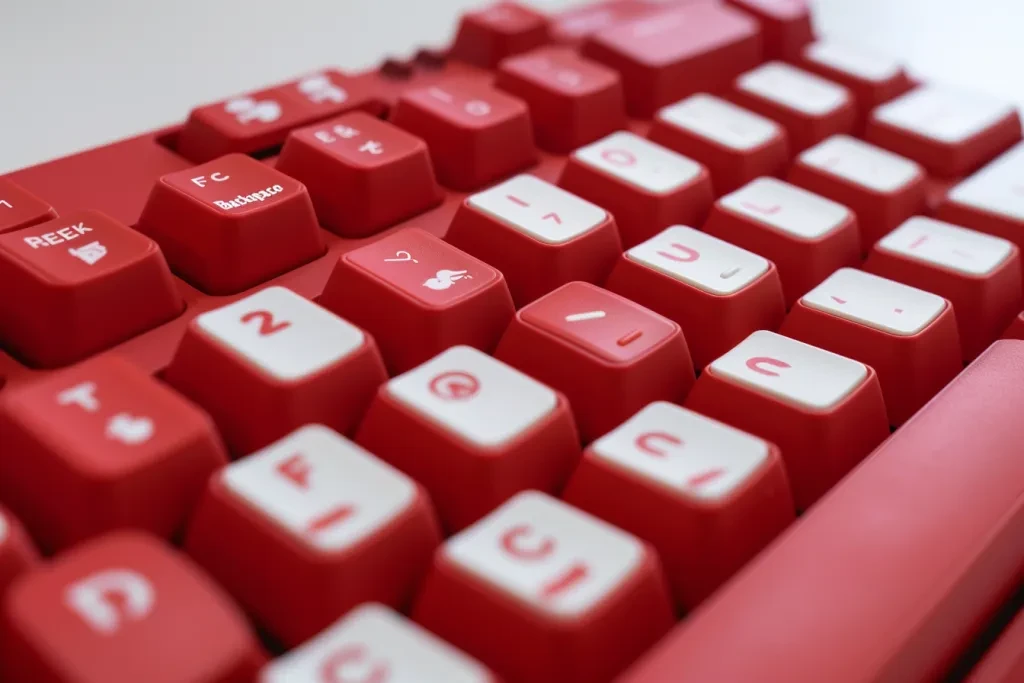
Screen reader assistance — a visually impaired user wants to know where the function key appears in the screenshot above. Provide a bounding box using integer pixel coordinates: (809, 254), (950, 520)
(277, 111), (442, 237)
(413, 491), (675, 683)
(0, 178), (56, 234)
(0, 210), (181, 368)
(866, 85), (1022, 177)
(866, 216), (1022, 360)
(447, 173), (622, 306)
(137, 153), (324, 294)
(165, 286), (387, 455)
(559, 130), (713, 247)
(321, 228), (515, 374)
(563, 402), (794, 608)
(177, 70), (377, 162)
(186, 425), (440, 646)
(496, 46), (626, 153)
(649, 93), (790, 194)
(495, 281), (695, 442)
(796, 41), (912, 122)
(939, 141), (1024, 251)
(706, 177), (861, 305)
(0, 356), (228, 551)
(730, 61), (856, 152)
(450, 2), (550, 69)
(356, 346), (580, 532)
(782, 268), (962, 425)
(391, 80), (536, 190)
(789, 134), (926, 249)
(724, 0), (814, 58)
(686, 330), (889, 509)
(606, 224), (785, 370)
(259, 604), (497, 683)
(0, 532), (264, 683)
(583, 2), (762, 117)
(0, 507), (40, 599)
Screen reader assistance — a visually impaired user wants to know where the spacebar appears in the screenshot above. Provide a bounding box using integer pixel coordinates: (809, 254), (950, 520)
(619, 340), (1024, 683)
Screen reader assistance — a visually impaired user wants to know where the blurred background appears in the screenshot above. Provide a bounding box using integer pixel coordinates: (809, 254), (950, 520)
(1, 0), (1021, 173)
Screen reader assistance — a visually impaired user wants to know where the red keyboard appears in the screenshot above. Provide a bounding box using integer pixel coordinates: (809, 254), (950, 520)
(1, 2), (1022, 682)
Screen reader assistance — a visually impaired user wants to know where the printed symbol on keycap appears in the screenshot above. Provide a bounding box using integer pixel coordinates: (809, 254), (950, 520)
(505, 194), (564, 226)
(601, 148), (637, 167)
(359, 141), (384, 155)
(383, 250), (418, 263)
(745, 356), (791, 377)
(276, 453), (312, 488)
(428, 371), (481, 400)
(657, 243), (700, 263)
(423, 269), (472, 291)
(635, 431), (683, 456)
(240, 309), (292, 336)
(105, 413), (155, 446)
(64, 569), (155, 634)
(465, 100), (492, 117)
(224, 97), (282, 125)
(319, 645), (389, 683)
(741, 201), (782, 216)
(0, 199), (12, 209)
(687, 468), (726, 488)
(831, 295), (847, 304)
(57, 382), (100, 412)
(720, 267), (742, 279)
(565, 310), (606, 322)
(427, 87), (455, 104)
(68, 241), (107, 265)
(617, 330), (644, 347)
(305, 505), (356, 536)
(297, 74), (348, 105)
(190, 172), (230, 188)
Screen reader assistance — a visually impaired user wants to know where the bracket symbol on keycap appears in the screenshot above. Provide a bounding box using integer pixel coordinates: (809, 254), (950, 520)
(428, 371), (481, 400)
(318, 645), (389, 682)
(658, 243), (699, 263)
(746, 356), (791, 377)
(635, 431), (683, 456)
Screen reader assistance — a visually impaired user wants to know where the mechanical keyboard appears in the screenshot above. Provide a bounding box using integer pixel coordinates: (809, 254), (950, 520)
(0, 1), (1022, 681)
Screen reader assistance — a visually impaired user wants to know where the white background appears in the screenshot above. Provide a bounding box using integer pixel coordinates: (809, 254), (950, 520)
(2, 0), (1022, 174)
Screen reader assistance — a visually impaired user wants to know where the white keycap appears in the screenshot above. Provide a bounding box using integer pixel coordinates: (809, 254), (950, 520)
(800, 135), (922, 193)
(657, 94), (781, 151)
(872, 86), (1015, 144)
(803, 41), (902, 83)
(736, 61), (850, 116)
(196, 286), (364, 381)
(720, 177), (851, 239)
(387, 346), (557, 448)
(626, 224), (769, 295)
(591, 402), (770, 501)
(260, 604), (491, 683)
(710, 330), (868, 410)
(468, 174), (607, 245)
(573, 131), (703, 194)
(801, 268), (946, 336)
(948, 141), (1024, 222)
(445, 491), (642, 616)
(877, 216), (1014, 276)
(223, 425), (415, 552)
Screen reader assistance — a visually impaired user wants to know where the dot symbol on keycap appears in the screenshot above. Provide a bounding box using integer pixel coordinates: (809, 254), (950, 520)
(601, 148), (637, 167)
(66, 569), (155, 634)
(105, 413), (155, 446)
(383, 250), (418, 263)
(617, 330), (644, 347)
(319, 645), (389, 682)
(830, 295), (847, 304)
(635, 431), (683, 456)
(428, 370), (481, 401)
(720, 267), (742, 279)
(57, 381), (100, 412)
(745, 356), (792, 377)
(741, 201), (782, 216)
(658, 243), (700, 263)
(224, 97), (281, 125)
(565, 310), (606, 322)
(423, 269), (472, 291)
(687, 468), (726, 489)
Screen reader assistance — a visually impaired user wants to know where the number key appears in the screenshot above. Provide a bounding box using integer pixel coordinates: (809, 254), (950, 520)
(0, 178), (56, 234)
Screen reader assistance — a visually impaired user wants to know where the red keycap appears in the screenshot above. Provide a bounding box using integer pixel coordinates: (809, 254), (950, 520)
(496, 46), (626, 153)
(0, 210), (181, 368)
(495, 282), (695, 442)
(0, 355), (227, 551)
(937, 142), (1024, 253)
(864, 216), (1022, 361)
(865, 85), (1022, 178)
(685, 330), (889, 509)
(414, 490), (675, 683)
(177, 70), (377, 162)
(729, 62), (856, 153)
(582, 2), (761, 117)
(0, 506), (40, 599)
(605, 225), (786, 370)
(724, 0), (814, 59)
(0, 178), (56, 234)
(276, 111), (442, 237)
(780, 268), (962, 425)
(965, 609), (1024, 683)
(1003, 310), (1024, 339)
(550, 1), (662, 45)
(788, 134), (927, 249)
(356, 346), (580, 532)
(390, 80), (537, 190)
(0, 532), (264, 683)
(165, 286), (387, 456)
(559, 131), (713, 248)
(619, 340), (1024, 683)
(703, 177), (861, 306)
(449, 2), (550, 69)
(320, 228), (513, 374)
(186, 425), (441, 647)
(136, 154), (324, 295)
(562, 402), (794, 608)
(648, 93), (790, 195)
(259, 604), (498, 682)
(446, 174), (622, 306)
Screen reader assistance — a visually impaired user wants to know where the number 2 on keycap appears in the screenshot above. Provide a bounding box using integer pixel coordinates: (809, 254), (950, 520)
(240, 309), (291, 336)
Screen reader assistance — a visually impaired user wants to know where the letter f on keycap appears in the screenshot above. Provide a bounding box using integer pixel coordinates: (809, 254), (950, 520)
(64, 569), (155, 634)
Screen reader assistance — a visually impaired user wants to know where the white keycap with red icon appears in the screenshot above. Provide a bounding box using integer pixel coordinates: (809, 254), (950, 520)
(413, 491), (675, 683)
(165, 286), (387, 455)
(356, 346), (580, 532)
(185, 425), (440, 647)
(260, 603), (497, 682)
(686, 330), (889, 509)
